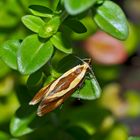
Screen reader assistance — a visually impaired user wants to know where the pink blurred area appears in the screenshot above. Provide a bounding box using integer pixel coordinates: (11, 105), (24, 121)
(83, 31), (128, 65)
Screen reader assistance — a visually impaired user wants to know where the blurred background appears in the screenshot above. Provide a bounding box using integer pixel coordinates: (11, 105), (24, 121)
(0, 0), (140, 140)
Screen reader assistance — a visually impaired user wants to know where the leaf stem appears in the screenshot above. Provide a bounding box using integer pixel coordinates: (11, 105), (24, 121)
(60, 10), (69, 23)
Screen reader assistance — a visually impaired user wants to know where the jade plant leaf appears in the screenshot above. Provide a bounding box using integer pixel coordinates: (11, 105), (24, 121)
(64, 19), (87, 33)
(93, 1), (129, 40)
(50, 32), (72, 54)
(10, 106), (36, 137)
(22, 15), (45, 33)
(10, 105), (47, 137)
(27, 70), (43, 90)
(64, 0), (97, 15)
(55, 54), (82, 73)
(17, 34), (54, 74)
(72, 73), (101, 100)
(0, 40), (20, 70)
(39, 16), (61, 38)
(29, 5), (53, 18)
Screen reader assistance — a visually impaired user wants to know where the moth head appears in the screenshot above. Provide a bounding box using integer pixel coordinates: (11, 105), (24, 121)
(83, 58), (91, 65)
(82, 58), (91, 70)
(74, 56), (91, 68)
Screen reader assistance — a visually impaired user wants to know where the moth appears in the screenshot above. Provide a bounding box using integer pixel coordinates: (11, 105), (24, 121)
(29, 59), (92, 116)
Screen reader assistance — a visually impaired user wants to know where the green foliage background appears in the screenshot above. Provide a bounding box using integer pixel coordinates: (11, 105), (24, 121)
(0, 0), (140, 140)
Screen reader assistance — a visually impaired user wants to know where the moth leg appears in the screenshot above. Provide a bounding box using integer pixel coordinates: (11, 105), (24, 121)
(85, 72), (92, 80)
(78, 77), (85, 89)
(59, 103), (63, 110)
(76, 89), (80, 100)
(76, 78), (85, 100)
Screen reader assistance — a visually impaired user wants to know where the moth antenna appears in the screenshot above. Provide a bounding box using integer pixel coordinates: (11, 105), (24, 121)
(74, 56), (84, 63)
(74, 56), (91, 65)
(88, 66), (96, 79)
(77, 91), (80, 100)
(59, 104), (63, 110)
(88, 66), (101, 96)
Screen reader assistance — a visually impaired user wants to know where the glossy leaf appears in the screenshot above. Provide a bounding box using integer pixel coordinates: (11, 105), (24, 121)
(64, 0), (97, 15)
(72, 73), (101, 100)
(27, 70), (43, 89)
(50, 32), (72, 54)
(29, 5), (53, 18)
(10, 105), (47, 137)
(10, 106), (36, 137)
(39, 16), (61, 38)
(71, 16), (97, 40)
(52, 0), (60, 10)
(64, 19), (87, 33)
(0, 40), (20, 70)
(93, 1), (129, 40)
(14, 87), (31, 109)
(17, 34), (54, 74)
(22, 15), (45, 33)
(43, 75), (55, 86)
(55, 54), (82, 73)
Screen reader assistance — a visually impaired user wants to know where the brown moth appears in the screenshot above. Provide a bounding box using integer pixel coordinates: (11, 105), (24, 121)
(29, 60), (90, 116)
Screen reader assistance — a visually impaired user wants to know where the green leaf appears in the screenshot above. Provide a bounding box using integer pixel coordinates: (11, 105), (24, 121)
(27, 0), (51, 7)
(52, 0), (60, 10)
(27, 70), (43, 89)
(10, 106), (36, 137)
(128, 137), (140, 140)
(39, 16), (61, 38)
(15, 85), (31, 105)
(50, 32), (72, 54)
(0, 131), (10, 140)
(55, 54), (82, 73)
(22, 15), (45, 33)
(44, 75), (55, 86)
(64, 19), (87, 33)
(93, 1), (129, 40)
(29, 5), (53, 18)
(64, 0), (97, 15)
(71, 16), (97, 40)
(0, 40), (20, 70)
(17, 34), (54, 74)
(72, 73), (101, 100)
(10, 105), (47, 137)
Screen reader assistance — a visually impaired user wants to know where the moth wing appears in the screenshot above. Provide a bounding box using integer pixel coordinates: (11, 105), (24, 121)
(29, 84), (51, 105)
(37, 89), (75, 116)
(37, 97), (64, 116)
(44, 65), (88, 103)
